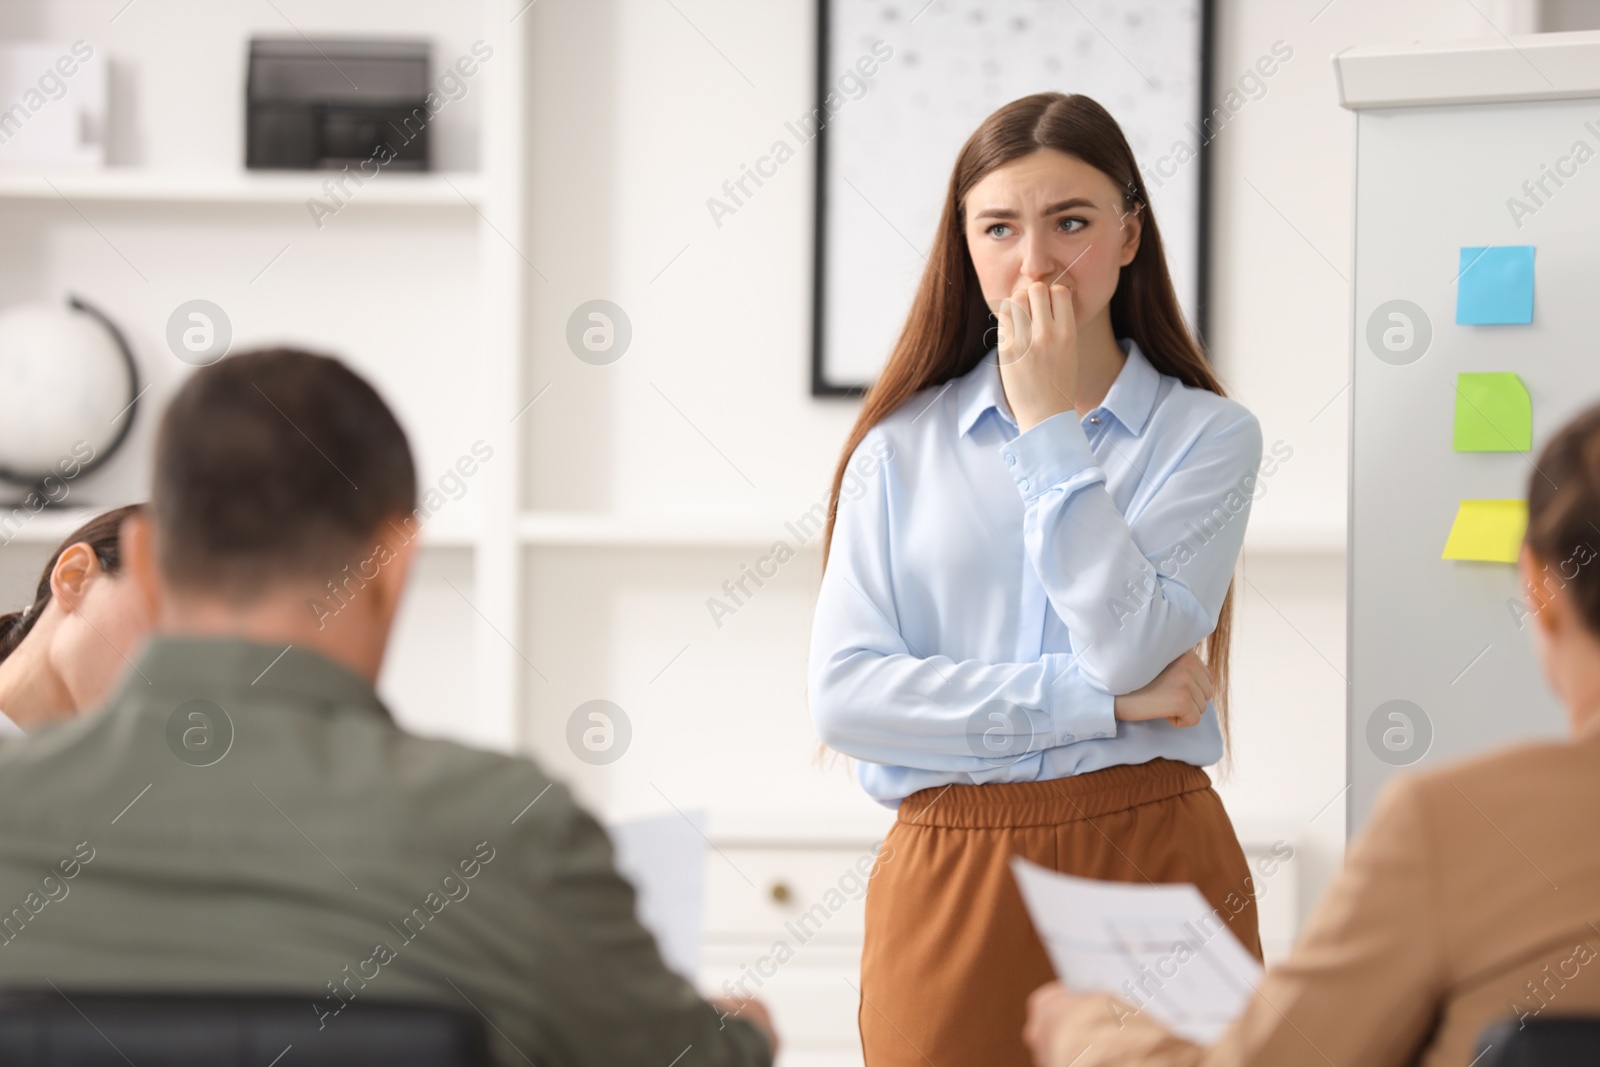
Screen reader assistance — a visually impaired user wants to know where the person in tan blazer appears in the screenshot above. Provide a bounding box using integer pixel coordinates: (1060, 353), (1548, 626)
(1022, 402), (1600, 1066)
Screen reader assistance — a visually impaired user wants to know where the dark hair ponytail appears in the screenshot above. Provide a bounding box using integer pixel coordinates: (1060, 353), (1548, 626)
(1525, 407), (1600, 634)
(0, 503), (145, 668)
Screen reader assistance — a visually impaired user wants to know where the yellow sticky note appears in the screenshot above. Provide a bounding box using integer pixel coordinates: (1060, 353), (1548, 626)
(1442, 499), (1527, 563)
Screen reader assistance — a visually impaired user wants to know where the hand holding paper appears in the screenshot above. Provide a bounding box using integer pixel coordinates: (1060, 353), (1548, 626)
(1010, 857), (1263, 1044)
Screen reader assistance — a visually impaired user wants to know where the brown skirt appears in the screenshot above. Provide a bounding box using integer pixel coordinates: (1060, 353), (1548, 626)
(857, 758), (1263, 1067)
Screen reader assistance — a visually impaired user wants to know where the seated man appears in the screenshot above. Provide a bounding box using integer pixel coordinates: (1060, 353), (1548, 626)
(0, 348), (775, 1067)
(1023, 399), (1600, 1065)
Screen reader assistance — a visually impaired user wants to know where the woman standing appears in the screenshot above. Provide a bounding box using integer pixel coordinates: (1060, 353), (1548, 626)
(808, 94), (1267, 1065)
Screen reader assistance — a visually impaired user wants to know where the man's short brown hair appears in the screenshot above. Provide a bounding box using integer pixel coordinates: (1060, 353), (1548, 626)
(151, 348), (417, 601)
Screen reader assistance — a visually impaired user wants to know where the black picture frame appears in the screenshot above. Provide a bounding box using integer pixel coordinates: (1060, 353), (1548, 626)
(810, 0), (1218, 398)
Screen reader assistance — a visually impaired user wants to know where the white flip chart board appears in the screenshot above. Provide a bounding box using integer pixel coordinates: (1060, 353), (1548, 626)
(1336, 31), (1600, 832)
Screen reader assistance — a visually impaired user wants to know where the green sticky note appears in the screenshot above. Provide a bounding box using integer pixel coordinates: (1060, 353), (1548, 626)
(1442, 499), (1527, 563)
(1454, 372), (1531, 452)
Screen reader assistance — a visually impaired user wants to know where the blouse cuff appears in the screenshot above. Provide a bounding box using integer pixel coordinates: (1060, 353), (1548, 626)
(1043, 652), (1118, 744)
(1002, 410), (1106, 503)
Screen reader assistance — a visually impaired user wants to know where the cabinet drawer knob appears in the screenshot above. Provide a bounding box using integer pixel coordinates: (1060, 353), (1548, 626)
(769, 881), (792, 903)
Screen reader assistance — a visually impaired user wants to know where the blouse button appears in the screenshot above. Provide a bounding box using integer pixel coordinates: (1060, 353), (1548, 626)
(1088, 415), (1101, 424)
(1018, 478), (1030, 491)
(1004, 452), (1016, 466)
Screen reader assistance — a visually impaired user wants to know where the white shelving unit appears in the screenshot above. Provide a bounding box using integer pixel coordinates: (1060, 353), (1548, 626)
(0, 3), (527, 754)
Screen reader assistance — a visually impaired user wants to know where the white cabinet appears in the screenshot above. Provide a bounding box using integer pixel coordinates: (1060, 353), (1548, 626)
(695, 831), (1299, 1065)
(699, 842), (875, 1066)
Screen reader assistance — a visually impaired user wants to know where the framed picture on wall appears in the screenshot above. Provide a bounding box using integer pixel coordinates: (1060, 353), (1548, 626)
(811, 0), (1217, 396)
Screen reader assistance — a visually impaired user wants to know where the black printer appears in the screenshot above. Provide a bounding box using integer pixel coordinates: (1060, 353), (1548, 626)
(246, 38), (430, 170)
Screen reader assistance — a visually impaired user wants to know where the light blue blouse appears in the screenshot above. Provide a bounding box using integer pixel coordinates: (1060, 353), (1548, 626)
(808, 337), (1265, 808)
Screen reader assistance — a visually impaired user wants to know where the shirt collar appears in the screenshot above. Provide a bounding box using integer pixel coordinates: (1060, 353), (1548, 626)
(118, 634), (393, 722)
(955, 336), (1161, 438)
(955, 351), (1016, 437)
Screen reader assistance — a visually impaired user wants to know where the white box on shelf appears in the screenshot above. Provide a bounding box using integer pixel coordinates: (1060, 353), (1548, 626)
(0, 41), (105, 167)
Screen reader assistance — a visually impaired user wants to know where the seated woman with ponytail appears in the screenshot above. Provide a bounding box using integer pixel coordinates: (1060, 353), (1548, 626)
(0, 504), (151, 735)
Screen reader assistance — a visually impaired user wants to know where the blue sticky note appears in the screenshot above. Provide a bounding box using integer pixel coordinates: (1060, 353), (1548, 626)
(1457, 245), (1535, 325)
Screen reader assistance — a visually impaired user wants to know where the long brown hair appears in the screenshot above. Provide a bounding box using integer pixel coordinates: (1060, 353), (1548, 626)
(820, 93), (1240, 758)
(0, 503), (145, 667)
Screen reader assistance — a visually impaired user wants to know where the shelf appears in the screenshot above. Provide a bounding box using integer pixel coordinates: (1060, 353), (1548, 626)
(604, 807), (1301, 850)
(0, 505), (477, 550)
(0, 506), (113, 548)
(518, 511), (827, 549)
(1, 506), (1335, 556)
(704, 808), (896, 848)
(515, 512), (1349, 554)
(0, 169), (484, 207)
(598, 803), (895, 848)
(513, 512), (1347, 554)
(1243, 518), (1347, 555)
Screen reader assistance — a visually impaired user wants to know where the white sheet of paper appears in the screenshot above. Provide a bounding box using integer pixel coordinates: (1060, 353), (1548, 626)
(607, 810), (708, 982)
(1010, 856), (1264, 1044)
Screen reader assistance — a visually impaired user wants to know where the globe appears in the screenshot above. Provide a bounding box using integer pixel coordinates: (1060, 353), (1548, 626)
(0, 298), (138, 488)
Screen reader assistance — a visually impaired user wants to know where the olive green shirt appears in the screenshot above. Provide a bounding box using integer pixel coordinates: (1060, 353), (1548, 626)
(0, 635), (771, 1067)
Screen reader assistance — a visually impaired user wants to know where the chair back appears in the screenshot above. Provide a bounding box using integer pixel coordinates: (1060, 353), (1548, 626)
(0, 992), (489, 1066)
(1476, 1015), (1600, 1066)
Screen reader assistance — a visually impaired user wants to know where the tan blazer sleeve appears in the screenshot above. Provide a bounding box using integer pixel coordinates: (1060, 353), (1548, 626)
(1050, 774), (1447, 1067)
